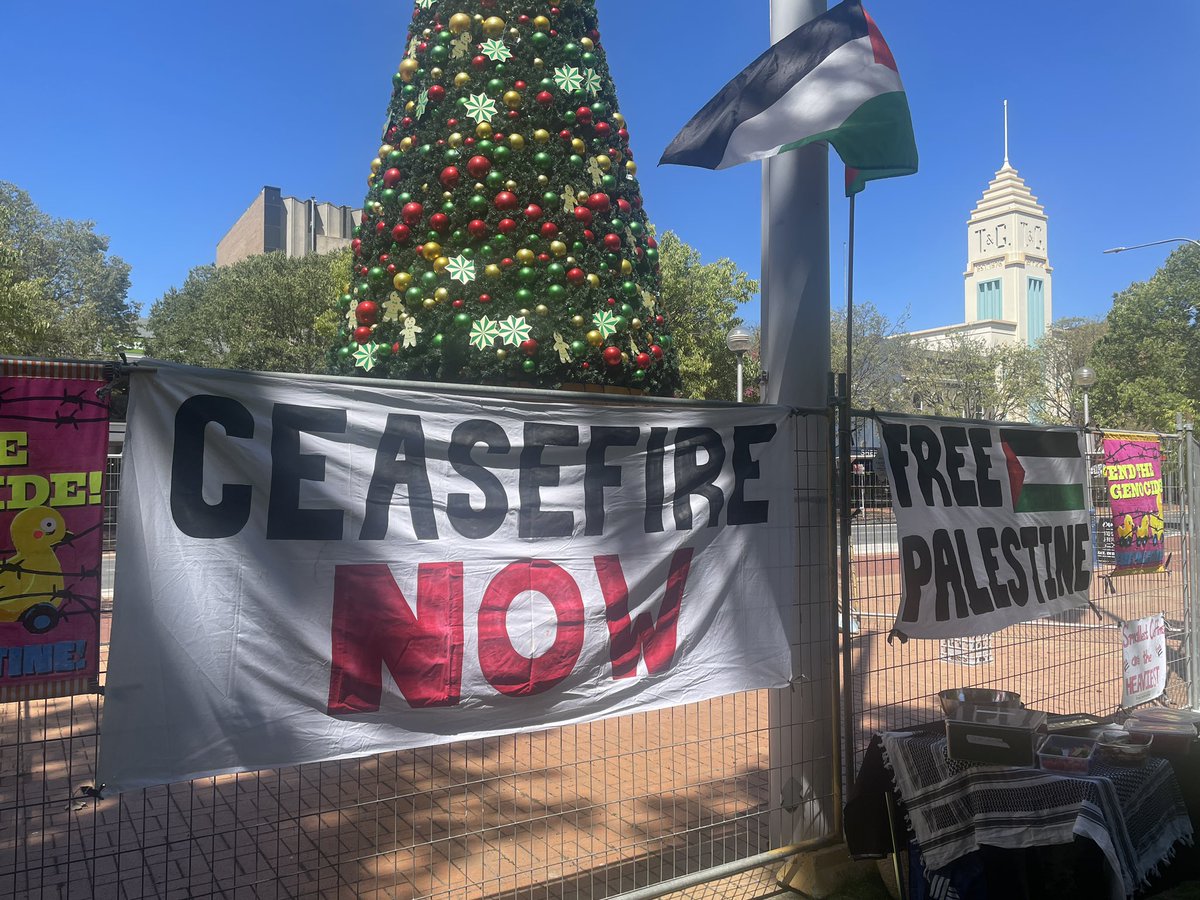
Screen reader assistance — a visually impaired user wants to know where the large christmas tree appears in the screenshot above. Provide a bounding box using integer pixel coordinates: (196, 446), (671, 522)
(330, 1), (681, 396)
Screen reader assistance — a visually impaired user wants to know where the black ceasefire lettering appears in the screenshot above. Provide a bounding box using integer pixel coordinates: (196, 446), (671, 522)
(643, 427), (668, 534)
(519, 423), (579, 539)
(267, 405), (347, 541)
(729, 423), (775, 526)
(672, 427), (726, 530)
(446, 419), (511, 539)
(361, 414), (438, 540)
(584, 426), (640, 536)
(170, 395), (253, 538)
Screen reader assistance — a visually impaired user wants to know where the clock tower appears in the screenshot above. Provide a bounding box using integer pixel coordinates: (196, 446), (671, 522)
(963, 155), (1052, 346)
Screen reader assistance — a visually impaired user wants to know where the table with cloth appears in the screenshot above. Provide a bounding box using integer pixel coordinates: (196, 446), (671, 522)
(879, 731), (1194, 899)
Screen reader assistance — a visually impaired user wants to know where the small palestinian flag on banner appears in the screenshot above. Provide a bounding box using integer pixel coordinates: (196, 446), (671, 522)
(659, 0), (917, 195)
(999, 428), (1086, 513)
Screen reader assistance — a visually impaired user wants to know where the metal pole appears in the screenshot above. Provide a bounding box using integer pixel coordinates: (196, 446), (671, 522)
(1187, 425), (1200, 710)
(763, 0), (834, 848)
(736, 352), (744, 403)
(840, 194), (857, 790)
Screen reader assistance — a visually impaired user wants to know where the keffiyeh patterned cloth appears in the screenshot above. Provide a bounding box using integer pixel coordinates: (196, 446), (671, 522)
(881, 732), (1193, 899)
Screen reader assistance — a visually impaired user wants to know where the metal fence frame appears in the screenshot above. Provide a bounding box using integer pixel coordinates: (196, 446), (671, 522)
(840, 415), (1198, 776)
(0, 402), (839, 899)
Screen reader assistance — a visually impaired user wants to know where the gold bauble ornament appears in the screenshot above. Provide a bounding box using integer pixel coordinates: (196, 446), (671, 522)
(473, 14), (483, 23)
(595, 154), (611, 172)
(508, 133), (525, 150)
(571, 138), (585, 154)
(571, 315), (585, 327)
(581, 37), (594, 51)
(433, 256), (450, 273)
(405, 100), (415, 112)
(516, 248), (535, 264)
(502, 90), (522, 109)
(533, 57), (544, 68)
(454, 72), (472, 88)
(587, 273), (601, 288)
(442, 191), (452, 200)
(370, 158), (382, 173)
(484, 264), (502, 279)
(392, 272), (412, 292)
(482, 16), (506, 37)
(422, 298), (437, 310)
(631, 318), (642, 329)
(535, 304), (549, 316)
(430, 67), (443, 80)
(473, 182), (485, 191)
(566, 256), (576, 265)
(586, 330), (604, 347)
(366, 174), (375, 187)
(576, 190), (590, 203)
(496, 348), (508, 360)
(422, 242), (443, 261)
(505, 180), (518, 191)
(518, 308), (531, 317)
(612, 112), (625, 126)
(537, 175), (549, 185)
(626, 160), (638, 174)
(434, 287), (449, 301)
(620, 260), (633, 275)
(379, 143), (394, 156)
(448, 12), (472, 34)
(399, 137), (413, 151)
(550, 240), (567, 257)
(475, 121), (492, 138)
(532, 15), (550, 29)
(448, 132), (463, 148)
(621, 352), (629, 363)
(399, 58), (419, 82)
(533, 129), (550, 143)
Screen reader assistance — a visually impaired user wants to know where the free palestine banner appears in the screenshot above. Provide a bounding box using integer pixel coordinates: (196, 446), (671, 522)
(1102, 433), (1166, 576)
(99, 364), (800, 793)
(0, 359), (108, 702)
(879, 414), (1091, 640)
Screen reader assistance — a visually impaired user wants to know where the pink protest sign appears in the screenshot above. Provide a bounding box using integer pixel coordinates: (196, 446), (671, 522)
(1102, 432), (1166, 576)
(0, 359), (109, 701)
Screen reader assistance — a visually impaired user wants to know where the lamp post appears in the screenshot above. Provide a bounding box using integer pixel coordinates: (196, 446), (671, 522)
(1073, 366), (1096, 455)
(1102, 237), (1200, 254)
(726, 325), (753, 403)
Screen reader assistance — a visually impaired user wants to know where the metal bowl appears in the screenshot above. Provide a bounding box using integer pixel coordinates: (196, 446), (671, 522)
(938, 688), (1022, 718)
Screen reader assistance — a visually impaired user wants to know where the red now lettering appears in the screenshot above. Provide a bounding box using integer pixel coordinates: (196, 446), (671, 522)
(327, 563), (464, 714)
(595, 548), (693, 679)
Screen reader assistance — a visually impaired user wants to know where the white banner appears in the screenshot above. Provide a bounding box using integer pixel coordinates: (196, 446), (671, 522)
(1121, 614), (1167, 708)
(878, 414), (1090, 640)
(99, 364), (800, 792)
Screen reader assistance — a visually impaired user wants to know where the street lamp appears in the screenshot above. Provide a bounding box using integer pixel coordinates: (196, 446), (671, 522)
(726, 325), (753, 403)
(1073, 365), (1096, 430)
(1102, 237), (1200, 254)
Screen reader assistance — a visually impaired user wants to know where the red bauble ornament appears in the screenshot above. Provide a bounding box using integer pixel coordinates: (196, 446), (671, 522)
(618, 127), (629, 141)
(603, 346), (622, 366)
(495, 191), (519, 210)
(520, 338), (539, 357)
(595, 122), (611, 138)
(353, 326), (373, 343)
(536, 91), (553, 106)
(647, 235), (658, 249)
(383, 167), (402, 188)
(587, 192), (610, 211)
(430, 212), (450, 233)
(540, 222), (558, 238)
(392, 342), (401, 354)
(440, 166), (461, 188)
(391, 223), (411, 243)
(537, 252), (551, 263)
(515, 80), (527, 90)
(501, 257), (515, 268)
(566, 267), (585, 285)
(498, 217), (518, 234)
(606, 297), (617, 306)
(559, 129), (573, 141)
(351, 238), (363, 254)
(575, 106), (592, 123)
(355, 301), (380, 325)
(478, 293), (492, 303)
(466, 155), (491, 178)
(402, 202), (424, 225)
(524, 203), (543, 220)
(428, 84), (446, 101)
(617, 198), (631, 215)
(452, 299), (464, 308)
(635, 352), (651, 369)
(573, 205), (593, 224)
(467, 218), (489, 238)
(375, 221), (388, 234)
(401, 116), (413, 127)
(650, 344), (664, 361)
(603, 233), (621, 250)
(518, 14), (530, 23)
(583, 229), (595, 242)
(472, 55), (486, 69)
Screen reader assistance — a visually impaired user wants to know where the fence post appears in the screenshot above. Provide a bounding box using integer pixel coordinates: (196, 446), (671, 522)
(1186, 426), (1200, 710)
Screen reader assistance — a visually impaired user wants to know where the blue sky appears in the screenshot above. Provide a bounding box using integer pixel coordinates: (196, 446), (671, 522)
(2, 1), (1197, 331)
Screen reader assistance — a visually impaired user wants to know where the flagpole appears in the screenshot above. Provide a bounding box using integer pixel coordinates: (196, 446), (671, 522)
(839, 192), (856, 790)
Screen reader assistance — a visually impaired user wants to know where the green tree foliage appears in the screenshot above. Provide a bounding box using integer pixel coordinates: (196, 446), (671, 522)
(1033, 317), (1107, 425)
(831, 302), (920, 411)
(656, 231), (756, 400)
(910, 334), (1042, 421)
(149, 251), (351, 373)
(1090, 245), (1199, 431)
(330, 2), (681, 394)
(0, 182), (137, 358)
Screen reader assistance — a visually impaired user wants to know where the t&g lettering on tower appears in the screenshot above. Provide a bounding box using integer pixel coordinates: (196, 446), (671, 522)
(879, 414), (1091, 641)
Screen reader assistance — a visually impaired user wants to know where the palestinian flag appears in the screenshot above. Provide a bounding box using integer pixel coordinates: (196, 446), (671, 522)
(999, 428), (1086, 514)
(659, 0), (917, 195)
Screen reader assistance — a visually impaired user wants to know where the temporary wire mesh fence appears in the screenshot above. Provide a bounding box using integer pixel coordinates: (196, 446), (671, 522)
(0, 413), (835, 899)
(842, 416), (1196, 773)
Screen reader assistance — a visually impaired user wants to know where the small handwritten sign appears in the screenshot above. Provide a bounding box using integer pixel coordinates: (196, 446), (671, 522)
(1121, 613), (1167, 708)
